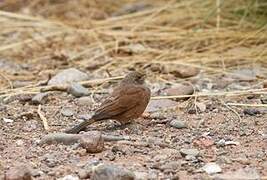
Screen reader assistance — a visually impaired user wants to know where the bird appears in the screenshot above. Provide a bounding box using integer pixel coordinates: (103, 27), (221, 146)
(65, 71), (151, 134)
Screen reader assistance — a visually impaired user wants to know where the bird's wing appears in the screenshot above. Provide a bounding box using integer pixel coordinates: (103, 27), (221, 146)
(92, 85), (147, 120)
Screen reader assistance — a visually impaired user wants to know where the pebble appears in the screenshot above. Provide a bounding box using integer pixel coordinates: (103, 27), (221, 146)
(77, 96), (93, 106)
(58, 175), (79, 180)
(79, 131), (104, 153)
(162, 84), (194, 100)
(78, 169), (91, 179)
(42, 153), (59, 168)
(16, 139), (24, 146)
(91, 164), (135, 180)
(180, 148), (199, 157)
(146, 99), (177, 112)
(61, 107), (74, 117)
(3, 118), (14, 123)
(202, 163), (222, 174)
(68, 83), (89, 97)
(213, 167), (260, 180)
(166, 64), (200, 78)
(48, 68), (89, 85)
(261, 95), (267, 104)
(4, 165), (32, 180)
(134, 171), (148, 180)
(169, 119), (187, 129)
(160, 161), (181, 172)
(243, 108), (261, 116)
(31, 92), (49, 105)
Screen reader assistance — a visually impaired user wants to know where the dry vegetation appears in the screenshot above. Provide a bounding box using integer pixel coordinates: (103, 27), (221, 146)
(0, 0), (266, 92)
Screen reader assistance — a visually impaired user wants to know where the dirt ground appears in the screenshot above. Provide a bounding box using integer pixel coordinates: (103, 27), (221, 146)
(0, 0), (267, 179)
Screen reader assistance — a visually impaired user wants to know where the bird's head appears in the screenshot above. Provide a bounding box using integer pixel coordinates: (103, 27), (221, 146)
(121, 71), (146, 85)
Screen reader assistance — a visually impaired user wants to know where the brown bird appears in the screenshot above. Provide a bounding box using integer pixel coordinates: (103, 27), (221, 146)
(65, 71), (151, 134)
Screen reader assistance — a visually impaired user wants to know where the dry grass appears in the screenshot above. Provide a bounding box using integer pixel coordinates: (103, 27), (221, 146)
(0, 0), (266, 97)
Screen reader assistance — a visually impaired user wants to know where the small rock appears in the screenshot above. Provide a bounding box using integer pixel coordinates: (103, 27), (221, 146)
(22, 120), (38, 132)
(243, 108), (261, 116)
(193, 137), (214, 148)
(167, 65), (200, 78)
(4, 165), (32, 180)
(78, 169), (92, 179)
(213, 167), (260, 180)
(231, 68), (258, 82)
(77, 96), (93, 106)
(91, 164), (135, 180)
(30, 169), (43, 177)
(58, 175), (79, 180)
(79, 131), (104, 153)
(224, 140), (240, 146)
(31, 93), (49, 105)
(127, 43), (146, 53)
(180, 148), (199, 157)
(16, 139), (24, 146)
(112, 2), (152, 16)
(146, 99), (177, 112)
(169, 119), (187, 129)
(0, 59), (22, 75)
(160, 161), (181, 172)
(42, 153), (59, 168)
(61, 107), (74, 117)
(162, 84), (194, 100)
(147, 63), (165, 73)
(48, 68), (89, 85)
(185, 155), (197, 161)
(77, 114), (92, 120)
(202, 163), (222, 174)
(134, 172), (148, 180)
(261, 95), (267, 104)
(13, 81), (31, 88)
(195, 102), (206, 112)
(3, 118), (13, 123)
(68, 83), (89, 97)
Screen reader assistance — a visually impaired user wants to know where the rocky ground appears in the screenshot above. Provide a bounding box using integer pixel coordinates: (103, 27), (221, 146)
(0, 61), (266, 179)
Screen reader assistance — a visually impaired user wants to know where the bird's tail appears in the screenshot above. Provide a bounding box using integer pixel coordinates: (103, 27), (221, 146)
(64, 119), (97, 134)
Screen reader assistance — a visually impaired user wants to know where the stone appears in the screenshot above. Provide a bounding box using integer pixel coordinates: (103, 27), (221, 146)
(180, 148), (199, 157)
(77, 96), (93, 106)
(4, 165), (32, 180)
(91, 164), (135, 180)
(58, 175), (79, 180)
(61, 107), (74, 117)
(213, 167), (260, 180)
(48, 68), (89, 85)
(162, 84), (194, 100)
(31, 93), (49, 105)
(146, 99), (177, 112)
(160, 161), (181, 172)
(68, 83), (89, 97)
(202, 163), (222, 174)
(243, 108), (261, 116)
(79, 131), (104, 153)
(134, 172), (148, 180)
(166, 65), (200, 78)
(78, 169), (92, 179)
(170, 119), (187, 129)
(3, 118), (13, 123)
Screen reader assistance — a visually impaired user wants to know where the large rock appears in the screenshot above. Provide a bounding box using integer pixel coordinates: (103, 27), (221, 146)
(4, 165), (32, 180)
(48, 68), (89, 85)
(91, 164), (135, 180)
